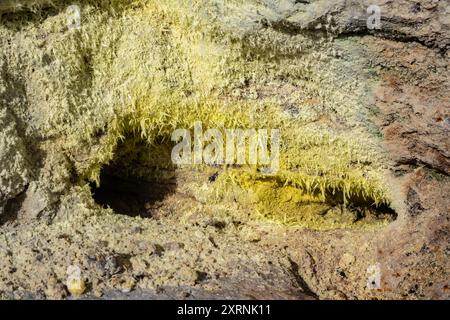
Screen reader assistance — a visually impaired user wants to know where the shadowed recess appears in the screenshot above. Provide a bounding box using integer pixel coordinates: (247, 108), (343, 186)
(89, 134), (177, 218)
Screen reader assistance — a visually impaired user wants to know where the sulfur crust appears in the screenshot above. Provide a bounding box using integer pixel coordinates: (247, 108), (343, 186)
(0, 0), (393, 228)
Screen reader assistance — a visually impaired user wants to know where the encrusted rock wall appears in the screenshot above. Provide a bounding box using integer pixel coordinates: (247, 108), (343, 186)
(0, 0), (448, 300)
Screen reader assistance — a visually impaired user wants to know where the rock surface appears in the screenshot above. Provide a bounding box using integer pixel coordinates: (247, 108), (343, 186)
(0, 0), (448, 300)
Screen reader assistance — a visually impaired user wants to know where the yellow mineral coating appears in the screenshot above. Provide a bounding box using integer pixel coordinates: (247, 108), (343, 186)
(66, 277), (86, 296)
(0, 0), (395, 228)
(66, 265), (86, 296)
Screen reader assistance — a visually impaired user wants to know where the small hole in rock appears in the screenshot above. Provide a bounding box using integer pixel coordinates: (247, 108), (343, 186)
(90, 172), (176, 218)
(90, 136), (177, 218)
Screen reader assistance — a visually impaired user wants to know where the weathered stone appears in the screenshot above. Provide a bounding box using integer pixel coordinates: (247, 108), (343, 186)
(0, 0), (448, 301)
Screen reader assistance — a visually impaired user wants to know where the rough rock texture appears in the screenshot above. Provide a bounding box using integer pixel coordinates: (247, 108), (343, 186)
(370, 39), (450, 175)
(0, 108), (31, 215)
(271, 0), (450, 50)
(0, 0), (448, 300)
(286, 168), (449, 299)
